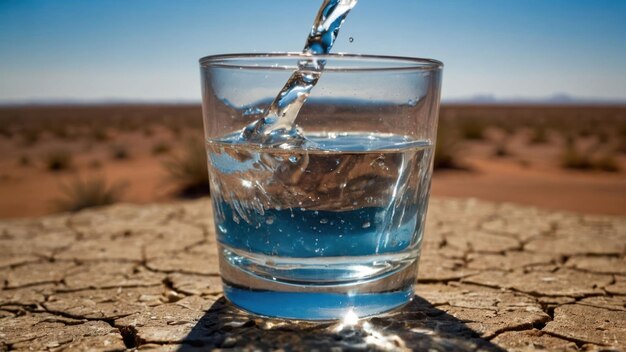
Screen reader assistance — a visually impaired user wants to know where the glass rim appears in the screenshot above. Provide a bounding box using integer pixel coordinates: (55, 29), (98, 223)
(199, 52), (443, 72)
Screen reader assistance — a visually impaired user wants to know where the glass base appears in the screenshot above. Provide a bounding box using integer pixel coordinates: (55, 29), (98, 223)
(218, 244), (420, 320)
(223, 284), (414, 320)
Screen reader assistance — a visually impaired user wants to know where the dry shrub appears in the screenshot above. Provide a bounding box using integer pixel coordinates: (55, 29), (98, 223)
(529, 125), (548, 144)
(561, 145), (594, 170)
(143, 127), (155, 137)
(53, 176), (126, 212)
(18, 155), (31, 167)
(163, 137), (209, 197)
(152, 141), (171, 155)
(44, 149), (73, 171)
(0, 125), (13, 138)
(111, 145), (130, 160)
(561, 145), (620, 172)
(434, 124), (462, 170)
(90, 127), (109, 142)
(594, 154), (620, 172)
(21, 129), (40, 146)
(458, 118), (485, 140)
(493, 140), (511, 157)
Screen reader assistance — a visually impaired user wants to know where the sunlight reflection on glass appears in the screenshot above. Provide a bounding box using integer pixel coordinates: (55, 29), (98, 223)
(333, 309), (408, 350)
(334, 308), (359, 332)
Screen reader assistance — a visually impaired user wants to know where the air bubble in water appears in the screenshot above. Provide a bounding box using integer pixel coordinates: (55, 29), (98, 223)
(362, 221), (371, 229)
(349, 37), (354, 43)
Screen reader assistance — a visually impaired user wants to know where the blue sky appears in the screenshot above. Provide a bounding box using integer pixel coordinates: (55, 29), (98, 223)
(0, 0), (625, 103)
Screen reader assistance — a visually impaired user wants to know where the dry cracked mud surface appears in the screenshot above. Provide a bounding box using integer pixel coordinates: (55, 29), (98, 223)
(0, 197), (624, 351)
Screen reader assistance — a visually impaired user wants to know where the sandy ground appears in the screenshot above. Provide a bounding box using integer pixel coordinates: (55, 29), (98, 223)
(1, 139), (624, 218)
(432, 159), (626, 216)
(0, 105), (624, 219)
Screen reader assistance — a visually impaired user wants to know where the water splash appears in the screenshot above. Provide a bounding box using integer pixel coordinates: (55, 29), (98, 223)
(241, 0), (358, 146)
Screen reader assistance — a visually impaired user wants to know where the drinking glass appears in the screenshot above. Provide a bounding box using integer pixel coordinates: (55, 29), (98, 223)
(200, 53), (443, 320)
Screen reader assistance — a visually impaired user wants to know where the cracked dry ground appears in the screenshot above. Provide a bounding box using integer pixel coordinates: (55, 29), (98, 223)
(0, 198), (625, 351)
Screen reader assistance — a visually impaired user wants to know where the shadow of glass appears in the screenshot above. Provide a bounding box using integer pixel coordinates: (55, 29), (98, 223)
(177, 295), (505, 351)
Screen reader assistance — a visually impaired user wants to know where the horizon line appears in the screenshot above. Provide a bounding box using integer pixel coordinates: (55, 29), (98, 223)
(1, 95), (625, 108)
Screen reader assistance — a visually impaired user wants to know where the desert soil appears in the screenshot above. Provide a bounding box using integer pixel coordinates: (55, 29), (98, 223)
(0, 104), (624, 218)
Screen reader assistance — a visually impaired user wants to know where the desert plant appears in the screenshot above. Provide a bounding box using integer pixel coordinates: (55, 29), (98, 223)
(21, 129), (40, 146)
(496, 122), (517, 136)
(597, 130), (610, 144)
(618, 139), (626, 154)
(458, 118), (485, 140)
(0, 125), (12, 138)
(44, 149), (73, 171)
(561, 145), (593, 170)
(143, 126), (155, 137)
(163, 137), (209, 197)
(152, 141), (171, 155)
(89, 159), (102, 169)
(90, 127), (108, 142)
(594, 154), (620, 172)
(529, 125), (548, 144)
(52, 177), (126, 212)
(167, 124), (182, 137)
(493, 140), (510, 157)
(51, 125), (71, 140)
(18, 155), (31, 167)
(111, 145), (130, 160)
(433, 125), (462, 170)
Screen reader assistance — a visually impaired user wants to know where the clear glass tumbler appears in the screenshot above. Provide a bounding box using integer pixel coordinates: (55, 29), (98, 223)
(200, 53), (443, 320)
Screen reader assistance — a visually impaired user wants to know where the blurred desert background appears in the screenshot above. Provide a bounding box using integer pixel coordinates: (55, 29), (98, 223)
(1, 1), (625, 218)
(0, 103), (624, 218)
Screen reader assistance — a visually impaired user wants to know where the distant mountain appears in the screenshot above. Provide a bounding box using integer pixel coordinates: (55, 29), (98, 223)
(444, 93), (626, 106)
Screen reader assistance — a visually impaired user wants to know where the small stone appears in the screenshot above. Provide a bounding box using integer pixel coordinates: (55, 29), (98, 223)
(221, 336), (238, 348)
(166, 290), (182, 302)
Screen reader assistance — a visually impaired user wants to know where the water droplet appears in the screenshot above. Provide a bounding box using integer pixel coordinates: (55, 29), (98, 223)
(320, 218), (328, 224)
(265, 216), (275, 225)
(289, 155), (298, 163)
(362, 221), (371, 229)
(349, 37), (354, 43)
(314, 210), (319, 215)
